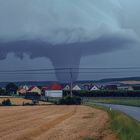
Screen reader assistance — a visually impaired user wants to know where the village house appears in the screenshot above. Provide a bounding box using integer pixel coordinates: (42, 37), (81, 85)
(63, 84), (82, 91)
(130, 85), (140, 91)
(117, 85), (139, 91)
(17, 87), (26, 96)
(27, 86), (41, 95)
(17, 85), (29, 96)
(82, 84), (91, 91)
(63, 85), (70, 91)
(90, 85), (100, 91)
(72, 85), (81, 91)
(117, 86), (129, 90)
(104, 85), (118, 90)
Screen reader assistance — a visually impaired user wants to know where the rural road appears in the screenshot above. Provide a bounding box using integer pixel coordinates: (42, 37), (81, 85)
(88, 102), (140, 122)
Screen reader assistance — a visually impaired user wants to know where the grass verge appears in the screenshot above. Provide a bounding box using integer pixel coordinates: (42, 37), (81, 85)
(86, 97), (140, 107)
(89, 104), (140, 140)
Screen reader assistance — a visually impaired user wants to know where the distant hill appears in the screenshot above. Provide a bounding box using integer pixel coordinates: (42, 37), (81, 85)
(0, 81), (57, 87)
(119, 81), (140, 85)
(0, 76), (140, 87)
(75, 77), (140, 84)
(98, 77), (140, 83)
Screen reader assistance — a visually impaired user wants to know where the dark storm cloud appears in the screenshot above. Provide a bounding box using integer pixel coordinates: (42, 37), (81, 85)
(0, 33), (136, 81)
(0, 33), (136, 58)
(0, 0), (140, 81)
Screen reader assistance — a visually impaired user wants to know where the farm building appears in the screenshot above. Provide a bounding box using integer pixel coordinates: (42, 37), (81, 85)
(44, 83), (63, 98)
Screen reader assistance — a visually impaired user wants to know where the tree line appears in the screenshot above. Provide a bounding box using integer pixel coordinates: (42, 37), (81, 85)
(0, 83), (18, 95)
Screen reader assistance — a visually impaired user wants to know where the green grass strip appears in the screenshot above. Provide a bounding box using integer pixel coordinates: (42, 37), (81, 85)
(89, 105), (140, 140)
(87, 97), (140, 107)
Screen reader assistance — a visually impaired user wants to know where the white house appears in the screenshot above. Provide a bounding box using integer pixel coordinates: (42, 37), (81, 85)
(17, 85), (29, 95)
(63, 85), (70, 90)
(28, 86), (41, 95)
(72, 85), (81, 91)
(22, 85), (29, 91)
(90, 85), (100, 91)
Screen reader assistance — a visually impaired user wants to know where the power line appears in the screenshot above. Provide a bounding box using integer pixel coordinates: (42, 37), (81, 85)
(0, 71), (139, 75)
(0, 67), (140, 73)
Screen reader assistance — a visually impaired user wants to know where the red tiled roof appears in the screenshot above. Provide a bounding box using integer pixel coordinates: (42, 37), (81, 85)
(47, 83), (62, 90)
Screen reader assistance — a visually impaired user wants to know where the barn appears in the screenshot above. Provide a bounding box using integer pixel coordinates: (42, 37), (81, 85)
(44, 83), (63, 98)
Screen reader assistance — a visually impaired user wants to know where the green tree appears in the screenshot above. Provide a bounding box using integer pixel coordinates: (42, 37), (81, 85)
(0, 87), (6, 95)
(5, 83), (18, 95)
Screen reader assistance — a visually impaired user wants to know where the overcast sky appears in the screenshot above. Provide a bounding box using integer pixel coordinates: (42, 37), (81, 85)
(0, 0), (140, 82)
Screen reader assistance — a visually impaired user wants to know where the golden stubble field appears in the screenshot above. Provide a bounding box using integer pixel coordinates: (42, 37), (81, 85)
(0, 105), (116, 140)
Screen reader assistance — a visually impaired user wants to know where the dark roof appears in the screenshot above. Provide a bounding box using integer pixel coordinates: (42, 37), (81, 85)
(132, 86), (140, 90)
(104, 85), (117, 90)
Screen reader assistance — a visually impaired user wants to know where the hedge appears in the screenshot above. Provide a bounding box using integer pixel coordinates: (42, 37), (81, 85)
(63, 90), (140, 97)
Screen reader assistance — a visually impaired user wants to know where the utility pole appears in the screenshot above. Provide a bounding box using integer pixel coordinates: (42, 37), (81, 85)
(70, 68), (73, 97)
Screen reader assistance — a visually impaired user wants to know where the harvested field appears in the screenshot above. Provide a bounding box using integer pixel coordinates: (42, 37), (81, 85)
(0, 106), (116, 140)
(120, 80), (140, 85)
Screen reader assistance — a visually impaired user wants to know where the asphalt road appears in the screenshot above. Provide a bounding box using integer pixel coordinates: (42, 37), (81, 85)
(88, 102), (140, 122)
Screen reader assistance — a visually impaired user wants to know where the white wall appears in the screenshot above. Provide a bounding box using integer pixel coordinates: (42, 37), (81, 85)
(45, 90), (63, 97)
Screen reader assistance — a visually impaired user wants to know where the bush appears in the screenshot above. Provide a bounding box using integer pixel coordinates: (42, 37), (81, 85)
(32, 99), (39, 104)
(25, 92), (41, 100)
(22, 102), (34, 106)
(2, 99), (12, 106)
(59, 96), (81, 105)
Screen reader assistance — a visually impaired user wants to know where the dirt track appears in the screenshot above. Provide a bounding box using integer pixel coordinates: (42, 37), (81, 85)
(0, 106), (116, 140)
